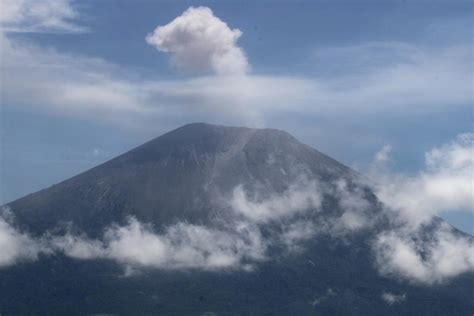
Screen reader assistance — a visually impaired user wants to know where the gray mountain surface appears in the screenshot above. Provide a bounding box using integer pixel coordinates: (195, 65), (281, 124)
(1, 123), (472, 315)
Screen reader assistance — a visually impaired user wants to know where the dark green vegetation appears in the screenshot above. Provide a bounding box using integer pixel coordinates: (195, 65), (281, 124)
(1, 123), (473, 315)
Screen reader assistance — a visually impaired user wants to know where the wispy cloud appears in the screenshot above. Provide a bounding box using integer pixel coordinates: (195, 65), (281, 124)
(371, 133), (474, 227)
(1, 7), (472, 128)
(381, 291), (406, 305)
(0, 207), (46, 267)
(374, 222), (474, 284)
(230, 180), (322, 223)
(367, 134), (474, 283)
(0, 0), (86, 33)
(51, 218), (265, 271)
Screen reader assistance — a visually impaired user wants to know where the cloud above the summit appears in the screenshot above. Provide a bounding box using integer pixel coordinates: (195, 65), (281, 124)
(146, 7), (249, 75)
(0, 2), (471, 128)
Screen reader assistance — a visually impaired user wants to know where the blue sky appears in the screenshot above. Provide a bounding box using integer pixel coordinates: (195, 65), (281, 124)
(0, 0), (472, 233)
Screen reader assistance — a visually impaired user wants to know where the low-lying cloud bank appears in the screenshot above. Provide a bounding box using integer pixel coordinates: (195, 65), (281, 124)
(0, 211), (266, 271)
(0, 180), (325, 271)
(52, 218), (265, 270)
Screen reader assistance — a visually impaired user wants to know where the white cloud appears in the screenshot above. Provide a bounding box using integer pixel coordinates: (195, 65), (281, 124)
(372, 133), (474, 227)
(310, 288), (337, 306)
(51, 217), (265, 270)
(1, 21), (471, 128)
(0, 0), (86, 33)
(381, 292), (406, 305)
(0, 177), (325, 270)
(230, 180), (322, 223)
(333, 180), (374, 232)
(374, 223), (474, 284)
(280, 220), (317, 252)
(146, 7), (249, 75)
(0, 3), (471, 129)
(374, 145), (392, 164)
(368, 134), (474, 284)
(0, 208), (46, 267)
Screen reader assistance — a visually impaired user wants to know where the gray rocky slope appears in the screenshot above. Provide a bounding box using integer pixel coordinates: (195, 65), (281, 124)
(1, 123), (472, 315)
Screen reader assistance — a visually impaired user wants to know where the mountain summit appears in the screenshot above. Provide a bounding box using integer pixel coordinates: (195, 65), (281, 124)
(1, 123), (473, 315)
(8, 123), (353, 236)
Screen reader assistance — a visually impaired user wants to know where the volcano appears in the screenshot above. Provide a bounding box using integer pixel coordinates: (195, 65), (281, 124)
(1, 123), (473, 315)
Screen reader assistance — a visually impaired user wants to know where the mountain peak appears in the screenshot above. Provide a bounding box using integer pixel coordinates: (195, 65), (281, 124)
(3, 123), (473, 315)
(8, 123), (352, 235)
(157, 122), (294, 145)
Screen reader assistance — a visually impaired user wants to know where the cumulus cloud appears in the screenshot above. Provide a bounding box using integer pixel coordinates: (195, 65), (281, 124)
(381, 292), (406, 305)
(372, 133), (474, 227)
(146, 7), (249, 75)
(0, 0), (85, 33)
(374, 223), (474, 284)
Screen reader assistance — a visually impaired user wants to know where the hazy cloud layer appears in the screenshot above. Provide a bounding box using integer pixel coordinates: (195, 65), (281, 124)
(1, 18), (471, 128)
(0, 0), (85, 33)
(146, 7), (249, 75)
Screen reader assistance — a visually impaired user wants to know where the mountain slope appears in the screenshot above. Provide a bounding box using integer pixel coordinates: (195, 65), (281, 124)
(7, 123), (354, 236)
(1, 123), (473, 315)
